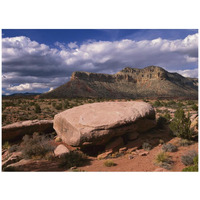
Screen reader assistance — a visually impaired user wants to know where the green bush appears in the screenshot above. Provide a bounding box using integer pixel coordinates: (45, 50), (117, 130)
(191, 104), (198, 111)
(35, 104), (41, 113)
(155, 151), (173, 169)
(55, 103), (62, 110)
(8, 144), (19, 153)
(179, 139), (193, 147)
(182, 165), (198, 172)
(182, 155), (198, 172)
(153, 100), (162, 107)
(169, 108), (191, 139)
(162, 143), (177, 152)
(2, 141), (10, 150)
(20, 132), (55, 159)
(59, 151), (88, 169)
(104, 160), (117, 167)
(181, 150), (198, 166)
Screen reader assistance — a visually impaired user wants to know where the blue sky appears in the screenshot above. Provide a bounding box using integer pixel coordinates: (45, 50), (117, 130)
(2, 29), (198, 94)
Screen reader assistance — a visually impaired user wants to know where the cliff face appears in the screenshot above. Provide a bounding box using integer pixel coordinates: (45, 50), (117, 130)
(40, 66), (198, 99)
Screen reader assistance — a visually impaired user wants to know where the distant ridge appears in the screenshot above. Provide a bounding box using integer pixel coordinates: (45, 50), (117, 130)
(40, 66), (198, 99)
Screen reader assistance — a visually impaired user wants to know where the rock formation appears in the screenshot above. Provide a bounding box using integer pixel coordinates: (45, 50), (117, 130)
(40, 66), (198, 99)
(53, 101), (156, 146)
(2, 120), (54, 142)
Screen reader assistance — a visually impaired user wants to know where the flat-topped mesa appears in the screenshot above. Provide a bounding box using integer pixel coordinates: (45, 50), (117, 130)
(117, 66), (168, 81)
(71, 71), (115, 83)
(71, 66), (168, 83)
(40, 65), (198, 99)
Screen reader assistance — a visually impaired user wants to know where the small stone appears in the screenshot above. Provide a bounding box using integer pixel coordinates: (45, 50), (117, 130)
(128, 155), (134, 159)
(127, 147), (138, 153)
(54, 144), (70, 157)
(139, 151), (149, 156)
(119, 147), (127, 152)
(97, 150), (112, 160)
(70, 166), (77, 170)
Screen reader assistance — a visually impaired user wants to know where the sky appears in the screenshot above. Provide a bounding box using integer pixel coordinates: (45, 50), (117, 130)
(2, 29), (198, 95)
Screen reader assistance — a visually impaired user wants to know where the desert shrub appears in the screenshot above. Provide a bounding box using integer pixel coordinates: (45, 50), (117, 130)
(162, 143), (177, 152)
(104, 160), (117, 167)
(20, 132), (55, 159)
(182, 164), (198, 172)
(179, 139), (193, 147)
(156, 116), (167, 129)
(155, 151), (173, 169)
(166, 100), (176, 107)
(187, 100), (195, 105)
(159, 139), (165, 144)
(181, 150), (198, 166)
(182, 155), (198, 172)
(8, 144), (19, 153)
(35, 104), (41, 113)
(153, 100), (162, 107)
(55, 103), (62, 110)
(52, 102), (56, 107)
(29, 102), (35, 106)
(2, 114), (7, 122)
(169, 108), (191, 139)
(2, 141), (10, 150)
(177, 102), (184, 108)
(142, 142), (152, 151)
(59, 151), (88, 169)
(63, 100), (70, 109)
(191, 104), (198, 111)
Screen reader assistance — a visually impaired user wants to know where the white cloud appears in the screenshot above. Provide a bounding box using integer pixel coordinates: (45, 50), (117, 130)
(7, 83), (49, 91)
(68, 42), (78, 49)
(48, 87), (54, 92)
(173, 68), (198, 78)
(2, 34), (198, 93)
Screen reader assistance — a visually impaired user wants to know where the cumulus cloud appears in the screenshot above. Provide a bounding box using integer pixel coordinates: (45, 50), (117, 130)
(174, 68), (198, 78)
(2, 33), (198, 93)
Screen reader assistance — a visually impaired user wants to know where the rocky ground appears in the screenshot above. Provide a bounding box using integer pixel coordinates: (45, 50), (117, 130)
(2, 99), (198, 172)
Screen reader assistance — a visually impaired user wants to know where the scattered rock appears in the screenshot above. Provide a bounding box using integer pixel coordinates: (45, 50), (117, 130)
(119, 147), (127, 152)
(128, 155), (134, 160)
(127, 147), (138, 153)
(97, 150), (113, 160)
(139, 151), (149, 156)
(3, 159), (34, 171)
(53, 101), (155, 146)
(127, 131), (139, 141)
(2, 120), (54, 142)
(54, 144), (70, 157)
(2, 152), (23, 169)
(105, 137), (124, 152)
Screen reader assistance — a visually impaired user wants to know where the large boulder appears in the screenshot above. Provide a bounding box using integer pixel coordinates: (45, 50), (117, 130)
(54, 101), (156, 146)
(2, 120), (54, 142)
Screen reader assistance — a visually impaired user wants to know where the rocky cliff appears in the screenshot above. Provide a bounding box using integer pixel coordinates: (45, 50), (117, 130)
(40, 66), (198, 99)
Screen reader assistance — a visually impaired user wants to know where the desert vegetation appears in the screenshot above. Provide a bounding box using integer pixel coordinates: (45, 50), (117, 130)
(2, 97), (198, 172)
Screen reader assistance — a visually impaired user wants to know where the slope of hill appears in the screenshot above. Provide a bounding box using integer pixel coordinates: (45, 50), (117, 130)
(40, 66), (198, 99)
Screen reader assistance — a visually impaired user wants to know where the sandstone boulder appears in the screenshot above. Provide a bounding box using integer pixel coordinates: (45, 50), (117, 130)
(53, 101), (156, 146)
(2, 120), (54, 142)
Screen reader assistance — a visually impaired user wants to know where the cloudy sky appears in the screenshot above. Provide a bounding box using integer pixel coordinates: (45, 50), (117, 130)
(2, 29), (198, 95)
